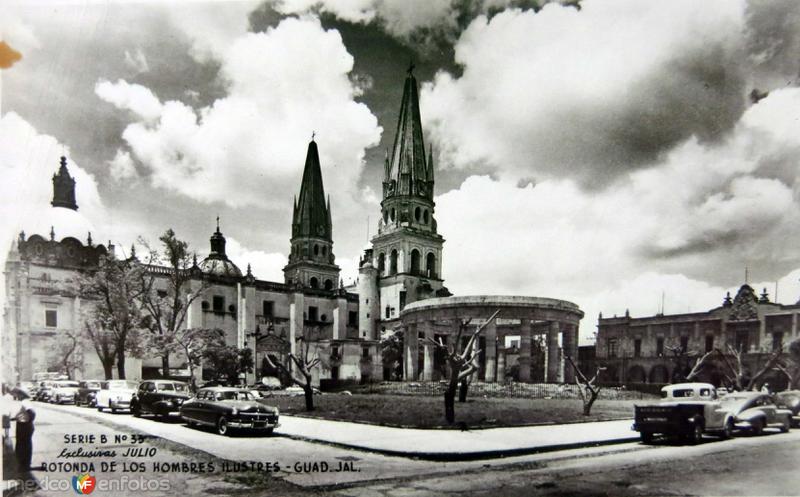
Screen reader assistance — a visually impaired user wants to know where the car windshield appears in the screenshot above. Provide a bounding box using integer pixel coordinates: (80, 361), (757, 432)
(157, 383), (175, 391)
(56, 382), (79, 387)
(215, 391), (255, 401)
(106, 381), (137, 390)
(86, 382), (101, 388)
(669, 389), (696, 398)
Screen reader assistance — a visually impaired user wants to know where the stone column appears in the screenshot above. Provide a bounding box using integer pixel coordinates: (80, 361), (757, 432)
(485, 318), (497, 383)
(405, 322), (418, 381)
(547, 321), (560, 383)
(496, 349), (506, 384)
(423, 321), (434, 381)
(793, 313), (798, 338)
(518, 319), (532, 382)
(562, 324), (579, 383)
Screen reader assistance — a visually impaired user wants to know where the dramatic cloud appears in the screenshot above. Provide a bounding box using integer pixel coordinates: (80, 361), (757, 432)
(107, 149), (138, 182)
(422, 0), (758, 186)
(435, 87), (800, 337)
(97, 16), (382, 213)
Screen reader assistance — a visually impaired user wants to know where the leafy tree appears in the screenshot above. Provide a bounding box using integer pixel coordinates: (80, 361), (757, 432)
(139, 230), (207, 378)
(75, 255), (146, 379)
(47, 331), (83, 379)
(201, 330), (254, 386)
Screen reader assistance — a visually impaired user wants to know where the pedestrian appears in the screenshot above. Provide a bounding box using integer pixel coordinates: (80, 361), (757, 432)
(14, 400), (35, 471)
(1, 384), (14, 443)
(761, 383), (770, 394)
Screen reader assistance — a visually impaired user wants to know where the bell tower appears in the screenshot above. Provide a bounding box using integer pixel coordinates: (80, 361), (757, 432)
(52, 156), (78, 210)
(283, 139), (340, 290)
(370, 65), (446, 322)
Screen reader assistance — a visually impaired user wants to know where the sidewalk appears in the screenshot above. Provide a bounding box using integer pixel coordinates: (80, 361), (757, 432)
(276, 416), (638, 460)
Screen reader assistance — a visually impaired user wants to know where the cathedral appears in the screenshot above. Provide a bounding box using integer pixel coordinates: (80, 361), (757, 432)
(2, 68), (451, 386)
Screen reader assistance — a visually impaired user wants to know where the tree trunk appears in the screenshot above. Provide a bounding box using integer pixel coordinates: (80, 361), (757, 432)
(303, 383), (314, 411)
(458, 379), (469, 403)
(444, 389), (456, 424)
(102, 360), (114, 380)
(583, 391), (598, 416)
(116, 348), (126, 379)
(161, 354), (171, 379)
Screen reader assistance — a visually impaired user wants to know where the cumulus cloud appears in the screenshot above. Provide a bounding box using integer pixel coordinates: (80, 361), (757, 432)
(421, 0), (758, 186)
(107, 149), (138, 182)
(223, 236), (287, 282)
(97, 16), (382, 215)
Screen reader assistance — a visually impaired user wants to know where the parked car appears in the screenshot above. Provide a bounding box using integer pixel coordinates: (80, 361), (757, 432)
(718, 392), (793, 435)
(180, 387), (279, 436)
(76, 380), (103, 407)
(96, 380), (139, 413)
(16, 382), (39, 399)
(634, 383), (734, 444)
(50, 380), (80, 404)
(131, 380), (191, 418)
(35, 381), (57, 402)
(774, 390), (800, 427)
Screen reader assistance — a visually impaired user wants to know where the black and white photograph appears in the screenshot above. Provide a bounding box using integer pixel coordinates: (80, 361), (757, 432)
(2, 0), (800, 495)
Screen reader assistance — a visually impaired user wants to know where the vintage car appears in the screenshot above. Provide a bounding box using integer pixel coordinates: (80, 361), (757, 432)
(180, 387), (279, 436)
(50, 380), (80, 404)
(774, 390), (800, 427)
(131, 380), (191, 418)
(96, 380), (139, 413)
(76, 380), (103, 407)
(634, 383), (735, 444)
(17, 382), (39, 399)
(718, 392), (793, 434)
(34, 381), (57, 402)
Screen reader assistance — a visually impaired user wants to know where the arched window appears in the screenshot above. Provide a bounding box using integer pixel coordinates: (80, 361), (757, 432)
(383, 209), (389, 223)
(309, 277), (319, 289)
(324, 279), (333, 290)
(378, 253), (386, 274)
(314, 244), (320, 256)
(423, 210), (429, 224)
(414, 207), (421, 222)
(426, 252), (436, 278)
(390, 208), (396, 222)
(390, 249), (398, 275)
(410, 249), (421, 275)
(322, 246), (327, 256)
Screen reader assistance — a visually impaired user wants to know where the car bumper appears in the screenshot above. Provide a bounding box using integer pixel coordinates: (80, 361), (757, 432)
(228, 420), (280, 429)
(109, 400), (131, 409)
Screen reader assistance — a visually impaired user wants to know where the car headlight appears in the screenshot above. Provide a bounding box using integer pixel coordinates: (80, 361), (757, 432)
(231, 408), (238, 416)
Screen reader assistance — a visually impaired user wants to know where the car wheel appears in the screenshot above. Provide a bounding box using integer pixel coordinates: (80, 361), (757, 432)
(640, 432), (653, 444)
(780, 417), (790, 433)
(132, 403), (141, 418)
(111, 407), (117, 414)
(263, 428), (274, 437)
(216, 416), (230, 436)
(97, 406), (104, 412)
(722, 419), (734, 439)
(689, 423), (704, 445)
(752, 418), (765, 436)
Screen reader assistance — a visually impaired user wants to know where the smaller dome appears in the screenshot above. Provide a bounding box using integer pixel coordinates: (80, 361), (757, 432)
(199, 257), (242, 278)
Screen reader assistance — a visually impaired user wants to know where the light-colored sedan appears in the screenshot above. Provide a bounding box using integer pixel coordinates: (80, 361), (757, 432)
(718, 392), (793, 435)
(95, 380), (139, 413)
(50, 380), (80, 404)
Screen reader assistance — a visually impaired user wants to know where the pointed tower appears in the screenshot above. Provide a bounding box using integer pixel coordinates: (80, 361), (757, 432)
(283, 139), (340, 290)
(368, 65), (446, 325)
(52, 156), (78, 210)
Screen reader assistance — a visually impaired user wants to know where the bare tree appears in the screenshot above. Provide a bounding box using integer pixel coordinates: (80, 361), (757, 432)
(664, 343), (715, 382)
(260, 325), (322, 411)
(48, 331), (83, 379)
(424, 310), (500, 424)
(139, 230), (208, 378)
(716, 344), (784, 391)
(565, 355), (605, 416)
(775, 338), (800, 390)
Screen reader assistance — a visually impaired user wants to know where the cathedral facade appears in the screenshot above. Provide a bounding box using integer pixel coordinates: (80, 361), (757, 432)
(2, 70), (446, 386)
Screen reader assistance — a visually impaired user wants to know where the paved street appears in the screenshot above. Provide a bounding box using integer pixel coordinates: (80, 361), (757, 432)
(11, 402), (800, 496)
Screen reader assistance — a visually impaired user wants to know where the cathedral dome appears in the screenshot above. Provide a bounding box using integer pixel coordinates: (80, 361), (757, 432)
(25, 205), (95, 243)
(199, 218), (241, 278)
(199, 257), (242, 278)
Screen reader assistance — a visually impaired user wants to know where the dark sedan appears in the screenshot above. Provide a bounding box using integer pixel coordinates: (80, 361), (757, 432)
(131, 380), (191, 418)
(76, 380), (103, 407)
(180, 387), (279, 436)
(775, 390), (800, 427)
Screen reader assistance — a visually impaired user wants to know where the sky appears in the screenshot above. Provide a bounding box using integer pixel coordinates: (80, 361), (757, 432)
(3, 0), (800, 344)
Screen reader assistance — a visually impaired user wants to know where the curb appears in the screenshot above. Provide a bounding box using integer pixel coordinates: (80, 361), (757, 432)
(275, 432), (641, 461)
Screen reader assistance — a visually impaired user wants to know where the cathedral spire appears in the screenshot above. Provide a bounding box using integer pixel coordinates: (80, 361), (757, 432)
(384, 64), (431, 199)
(292, 139), (332, 241)
(52, 156), (78, 210)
